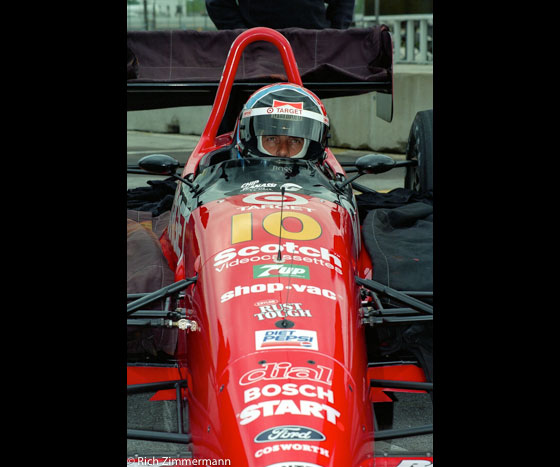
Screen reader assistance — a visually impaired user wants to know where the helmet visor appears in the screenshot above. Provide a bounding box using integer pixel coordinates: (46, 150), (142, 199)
(241, 106), (328, 143)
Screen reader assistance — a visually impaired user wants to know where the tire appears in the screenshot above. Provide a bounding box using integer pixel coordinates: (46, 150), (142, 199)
(404, 110), (433, 194)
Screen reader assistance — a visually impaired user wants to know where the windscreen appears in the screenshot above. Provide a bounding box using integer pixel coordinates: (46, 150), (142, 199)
(193, 158), (344, 206)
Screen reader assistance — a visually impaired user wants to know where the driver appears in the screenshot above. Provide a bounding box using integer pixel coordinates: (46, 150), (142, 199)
(234, 83), (330, 162)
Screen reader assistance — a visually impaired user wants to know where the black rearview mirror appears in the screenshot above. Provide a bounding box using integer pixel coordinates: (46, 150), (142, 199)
(138, 154), (181, 175)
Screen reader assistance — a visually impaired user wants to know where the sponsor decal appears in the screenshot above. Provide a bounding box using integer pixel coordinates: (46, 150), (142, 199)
(262, 212), (322, 241)
(220, 283), (336, 303)
(238, 399), (340, 425)
(273, 100), (303, 110)
(243, 100), (329, 127)
(239, 362), (333, 386)
(231, 212), (322, 244)
(240, 181), (303, 193)
(280, 183), (303, 192)
(242, 192), (308, 206)
(230, 211), (327, 243)
(254, 303), (312, 321)
(270, 100), (303, 121)
(254, 443), (329, 459)
(255, 299), (279, 307)
(253, 264), (310, 279)
(236, 204), (313, 212)
(244, 383), (333, 404)
(241, 180), (278, 192)
(255, 330), (318, 350)
(272, 164), (294, 174)
(254, 426), (326, 443)
(214, 241), (342, 275)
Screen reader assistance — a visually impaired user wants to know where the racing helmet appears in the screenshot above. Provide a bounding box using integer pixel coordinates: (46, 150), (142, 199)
(235, 83), (330, 161)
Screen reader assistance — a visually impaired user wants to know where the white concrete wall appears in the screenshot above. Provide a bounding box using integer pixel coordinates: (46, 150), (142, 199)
(126, 64), (432, 153)
(324, 64), (433, 152)
(127, 103), (211, 135)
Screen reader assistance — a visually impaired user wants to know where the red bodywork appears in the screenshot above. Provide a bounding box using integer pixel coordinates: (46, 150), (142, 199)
(127, 27), (432, 467)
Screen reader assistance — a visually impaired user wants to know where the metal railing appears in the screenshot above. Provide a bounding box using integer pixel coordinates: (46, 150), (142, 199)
(127, 3), (433, 65)
(355, 14), (433, 64)
(127, 1), (214, 31)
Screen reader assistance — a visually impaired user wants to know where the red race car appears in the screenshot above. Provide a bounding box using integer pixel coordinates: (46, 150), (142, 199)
(127, 27), (433, 467)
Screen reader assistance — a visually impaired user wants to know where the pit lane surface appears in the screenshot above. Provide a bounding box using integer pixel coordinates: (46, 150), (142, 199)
(126, 131), (432, 459)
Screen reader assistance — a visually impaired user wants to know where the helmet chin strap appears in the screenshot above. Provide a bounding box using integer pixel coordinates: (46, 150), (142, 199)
(257, 136), (310, 158)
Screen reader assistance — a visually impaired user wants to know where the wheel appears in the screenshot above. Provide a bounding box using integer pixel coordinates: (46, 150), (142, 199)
(404, 110), (433, 194)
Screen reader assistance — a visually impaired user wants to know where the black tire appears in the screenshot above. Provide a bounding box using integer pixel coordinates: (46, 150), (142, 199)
(404, 110), (433, 194)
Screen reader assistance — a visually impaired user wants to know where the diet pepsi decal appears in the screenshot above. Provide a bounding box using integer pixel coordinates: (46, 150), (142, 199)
(255, 330), (318, 351)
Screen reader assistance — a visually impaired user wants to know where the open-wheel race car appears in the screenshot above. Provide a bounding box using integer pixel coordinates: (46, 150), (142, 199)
(127, 26), (433, 467)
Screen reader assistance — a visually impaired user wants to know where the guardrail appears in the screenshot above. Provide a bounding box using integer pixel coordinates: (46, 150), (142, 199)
(354, 14), (433, 64)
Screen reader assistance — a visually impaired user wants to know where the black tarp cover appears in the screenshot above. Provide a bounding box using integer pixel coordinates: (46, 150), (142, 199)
(358, 189), (433, 293)
(127, 26), (392, 84)
(358, 189), (433, 384)
(127, 211), (177, 357)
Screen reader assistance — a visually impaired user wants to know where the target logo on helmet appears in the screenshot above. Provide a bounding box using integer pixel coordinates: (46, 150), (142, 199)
(241, 102), (328, 125)
(273, 100), (303, 110)
(268, 100), (304, 120)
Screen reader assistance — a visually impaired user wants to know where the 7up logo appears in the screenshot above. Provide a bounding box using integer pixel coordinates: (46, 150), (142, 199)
(253, 264), (310, 279)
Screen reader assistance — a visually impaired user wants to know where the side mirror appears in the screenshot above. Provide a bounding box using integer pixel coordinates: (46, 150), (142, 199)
(355, 153), (396, 174)
(336, 153), (397, 191)
(136, 154), (195, 190)
(138, 154), (181, 175)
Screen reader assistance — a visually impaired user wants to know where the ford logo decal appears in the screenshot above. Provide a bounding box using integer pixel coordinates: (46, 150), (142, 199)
(254, 425), (326, 443)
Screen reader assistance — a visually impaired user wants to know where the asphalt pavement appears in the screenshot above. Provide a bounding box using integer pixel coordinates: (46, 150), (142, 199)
(126, 130), (432, 458)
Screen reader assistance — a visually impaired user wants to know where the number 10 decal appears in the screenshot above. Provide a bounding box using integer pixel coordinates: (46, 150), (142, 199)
(232, 212), (322, 244)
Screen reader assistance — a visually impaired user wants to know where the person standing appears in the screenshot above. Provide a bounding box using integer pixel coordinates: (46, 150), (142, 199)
(205, 0), (355, 30)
